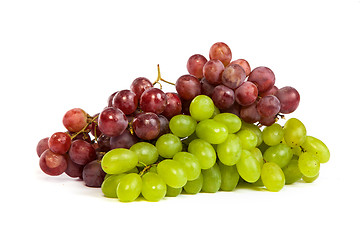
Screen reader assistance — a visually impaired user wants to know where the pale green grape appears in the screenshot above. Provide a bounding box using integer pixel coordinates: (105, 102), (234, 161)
(262, 123), (284, 146)
(250, 148), (264, 168)
(101, 148), (138, 174)
(263, 143), (293, 168)
(236, 129), (257, 150)
(282, 159), (303, 184)
(303, 173), (319, 183)
(195, 119), (228, 144)
(283, 118), (306, 147)
(241, 122), (263, 146)
(116, 173), (142, 202)
(213, 113), (242, 133)
(202, 163), (221, 193)
(189, 95), (215, 121)
(184, 173), (203, 194)
(157, 160), (187, 188)
(169, 115), (197, 138)
(218, 161), (239, 191)
(155, 133), (182, 158)
(301, 136), (330, 163)
(217, 134), (242, 166)
(130, 142), (158, 167)
(141, 172), (167, 202)
(173, 152), (201, 181)
(188, 139), (216, 169)
(298, 152), (320, 177)
(261, 162), (285, 192)
(166, 186), (182, 197)
(236, 149), (261, 183)
(292, 146), (302, 156)
(181, 132), (198, 146)
(101, 174), (125, 198)
(211, 106), (220, 118)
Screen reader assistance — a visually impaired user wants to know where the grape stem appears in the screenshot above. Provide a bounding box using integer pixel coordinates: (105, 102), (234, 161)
(69, 115), (99, 140)
(152, 64), (175, 89)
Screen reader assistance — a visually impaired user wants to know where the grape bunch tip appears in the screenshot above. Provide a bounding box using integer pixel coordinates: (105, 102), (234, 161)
(37, 42), (330, 202)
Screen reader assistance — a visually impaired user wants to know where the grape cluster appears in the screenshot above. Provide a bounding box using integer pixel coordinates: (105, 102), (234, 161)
(37, 42), (330, 202)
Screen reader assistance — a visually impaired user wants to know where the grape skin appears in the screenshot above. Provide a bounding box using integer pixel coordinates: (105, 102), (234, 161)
(39, 149), (68, 176)
(187, 54), (207, 79)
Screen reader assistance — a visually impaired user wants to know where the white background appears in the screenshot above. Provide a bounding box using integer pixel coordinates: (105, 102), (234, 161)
(1, 0), (359, 239)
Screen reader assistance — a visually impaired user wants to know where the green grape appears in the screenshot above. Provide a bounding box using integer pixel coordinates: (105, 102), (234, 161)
(130, 142), (158, 167)
(262, 123), (284, 146)
(236, 129), (257, 150)
(157, 160), (187, 188)
(263, 143), (293, 168)
(181, 132), (198, 146)
(101, 148), (138, 174)
(252, 176), (264, 187)
(241, 122), (263, 146)
(283, 118), (307, 147)
(149, 165), (157, 173)
(173, 152), (201, 181)
(218, 161), (240, 191)
(282, 159), (303, 184)
(303, 173), (319, 183)
(166, 186), (182, 197)
(250, 148), (264, 168)
(213, 113), (242, 134)
(217, 134), (242, 166)
(195, 119), (228, 144)
(236, 149), (261, 183)
(298, 152), (320, 177)
(292, 146), (302, 156)
(211, 106), (221, 118)
(189, 95), (215, 121)
(116, 173), (142, 202)
(258, 142), (270, 154)
(261, 162), (285, 192)
(141, 172), (167, 202)
(155, 133), (182, 158)
(188, 139), (216, 169)
(202, 163), (221, 193)
(184, 173), (203, 194)
(169, 115), (197, 138)
(301, 136), (330, 163)
(101, 174), (125, 198)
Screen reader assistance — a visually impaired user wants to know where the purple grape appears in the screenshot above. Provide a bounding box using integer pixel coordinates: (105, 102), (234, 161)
(68, 139), (97, 166)
(175, 74), (201, 101)
(248, 66), (275, 94)
(203, 59), (225, 85)
(110, 129), (138, 149)
(222, 64), (246, 89)
(132, 112), (160, 140)
(235, 81), (258, 106)
(256, 95), (281, 118)
(140, 88), (167, 115)
(82, 160), (106, 187)
(98, 107), (128, 137)
(187, 54), (207, 79)
(275, 86), (300, 114)
(65, 154), (84, 178)
(212, 85), (235, 110)
(112, 90), (138, 115)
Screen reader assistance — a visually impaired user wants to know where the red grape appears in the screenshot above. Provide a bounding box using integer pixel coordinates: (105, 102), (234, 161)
(107, 91), (118, 107)
(230, 59), (251, 76)
(240, 102), (261, 123)
(162, 92), (182, 119)
(158, 115), (170, 137)
(69, 139), (97, 166)
(39, 149), (68, 176)
(235, 81), (258, 106)
(209, 42), (232, 66)
(200, 78), (215, 97)
(259, 115), (276, 126)
(175, 74), (201, 101)
(248, 66), (275, 93)
(256, 95), (281, 118)
(221, 102), (241, 117)
(259, 85), (278, 97)
(65, 154), (83, 178)
(36, 137), (49, 157)
(113, 90), (138, 115)
(202, 59), (224, 85)
(109, 129), (138, 149)
(187, 54), (207, 79)
(275, 86), (300, 114)
(140, 88), (167, 115)
(222, 64), (246, 89)
(98, 107), (128, 137)
(48, 132), (71, 155)
(97, 134), (111, 152)
(63, 108), (88, 132)
(132, 112), (160, 140)
(212, 85), (235, 110)
(82, 160), (106, 187)
(130, 77), (153, 101)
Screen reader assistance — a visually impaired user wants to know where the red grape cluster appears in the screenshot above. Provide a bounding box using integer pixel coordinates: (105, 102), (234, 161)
(186, 42), (300, 126)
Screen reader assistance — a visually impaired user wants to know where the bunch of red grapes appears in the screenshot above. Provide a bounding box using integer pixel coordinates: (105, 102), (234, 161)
(36, 42), (300, 189)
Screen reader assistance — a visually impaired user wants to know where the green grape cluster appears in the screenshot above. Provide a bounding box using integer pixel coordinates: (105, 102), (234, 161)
(99, 95), (330, 202)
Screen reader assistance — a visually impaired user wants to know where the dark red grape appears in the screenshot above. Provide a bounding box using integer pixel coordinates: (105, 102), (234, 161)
(98, 107), (128, 137)
(240, 102), (261, 123)
(275, 86), (300, 114)
(36, 137), (49, 157)
(48, 132), (71, 155)
(235, 81), (258, 106)
(259, 85), (278, 97)
(200, 78), (215, 97)
(248, 66), (275, 93)
(132, 112), (160, 140)
(63, 108), (88, 132)
(113, 90), (138, 115)
(259, 115), (276, 126)
(222, 64), (246, 89)
(97, 134), (111, 152)
(230, 59), (251, 76)
(140, 88), (167, 115)
(110, 129), (138, 149)
(221, 102), (241, 117)
(187, 54), (207, 79)
(209, 42), (232, 66)
(175, 74), (201, 101)
(39, 149), (68, 176)
(158, 115), (170, 137)
(69, 139), (97, 166)
(162, 92), (182, 119)
(181, 98), (191, 115)
(82, 160), (106, 187)
(212, 85), (235, 110)
(130, 77), (153, 101)
(202, 59), (224, 85)
(65, 154), (84, 178)
(256, 95), (281, 118)
(107, 91), (118, 107)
